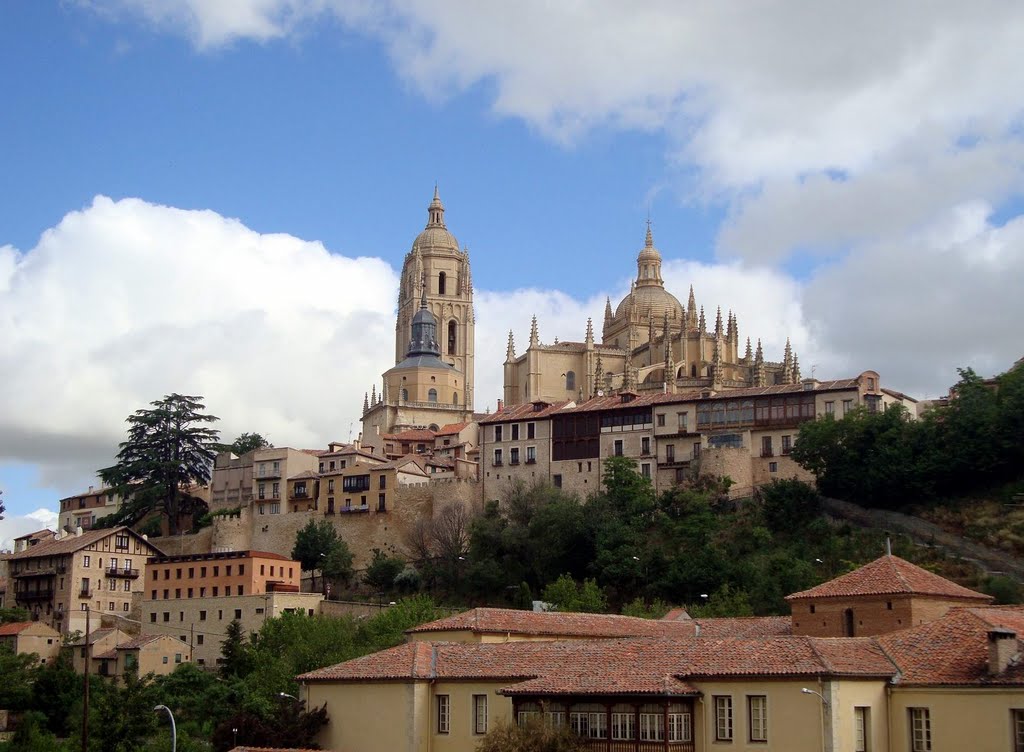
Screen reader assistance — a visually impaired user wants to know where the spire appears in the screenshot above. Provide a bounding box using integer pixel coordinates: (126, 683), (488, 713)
(663, 314), (675, 393)
(711, 336), (723, 385)
(594, 352), (604, 394)
(782, 338), (793, 384)
(648, 315), (657, 363)
(381, 379), (388, 402)
(371, 384), (377, 404)
(623, 363), (635, 391)
(505, 330), (516, 363)
(745, 336), (753, 361)
(635, 222), (664, 288)
(585, 317), (594, 347)
(427, 186), (446, 228)
(363, 392), (369, 414)
(698, 306), (706, 335)
(420, 272), (428, 309)
(687, 285), (697, 327)
(645, 219), (653, 248)
(792, 353), (802, 382)
(753, 339), (766, 387)
(727, 310), (736, 341)
(604, 296), (613, 325)
(715, 306), (723, 338)
(529, 315), (539, 347)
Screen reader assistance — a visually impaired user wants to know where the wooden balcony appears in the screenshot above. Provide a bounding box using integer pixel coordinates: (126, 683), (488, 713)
(106, 567), (140, 579)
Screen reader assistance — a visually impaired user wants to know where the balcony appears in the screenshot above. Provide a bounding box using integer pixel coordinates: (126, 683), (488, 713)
(339, 505), (370, 514)
(525, 458), (537, 465)
(13, 564), (64, 578)
(15, 589), (54, 602)
(78, 588), (92, 598)
(106, 567), (140, 579)
(760, 450), (774, 458)
(291, 490), (310, 500)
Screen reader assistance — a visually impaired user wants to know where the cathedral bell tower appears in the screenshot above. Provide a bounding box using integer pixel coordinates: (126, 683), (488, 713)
(395, 187), (475, 408)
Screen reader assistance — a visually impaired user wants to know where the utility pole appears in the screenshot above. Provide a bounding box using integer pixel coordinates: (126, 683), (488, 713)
(82, 606), (90, 752)
(189, 624), (194, 658)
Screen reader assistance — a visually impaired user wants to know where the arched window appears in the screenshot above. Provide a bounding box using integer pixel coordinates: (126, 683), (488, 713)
(438, 272), (446, 295)
(401, 389), (408, 401)
(844, 608), (855, 637)
(691, 364), (697, 378)
(428, 388), (438, 403)
(448, 320), (457, 355)
(565, 371), (576, 390)
(453, 392), (459, 405)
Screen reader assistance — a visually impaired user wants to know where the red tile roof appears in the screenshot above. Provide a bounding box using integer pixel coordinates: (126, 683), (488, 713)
(436, 423), (470, 436)
(406, 608), (699, 639)
(0, 621), (36, 636)
(7, 527), (164, 560)
(381, 429), (437, 442)
(478, 401), (572, 425)
(786, 555), (992, 602)
(695, 616), (793, 638)
(880, 606), (1024, 686)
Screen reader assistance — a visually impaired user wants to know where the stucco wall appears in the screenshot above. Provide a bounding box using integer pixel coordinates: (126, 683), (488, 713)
(889, 687), (1024, 752)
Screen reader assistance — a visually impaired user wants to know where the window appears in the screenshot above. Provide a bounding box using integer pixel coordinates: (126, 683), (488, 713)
(83, 556), (91, 567)
(493, 449), (503, 467)
(438, 271), (446, 295)
(570, 706), (607, 739)
(668, 712), (691, 743)
(714, 696), (733, 741)
(748, 696), (767, 742)
(401, 389), (408, 401)
(641, 463), (651, 478)
(447, 320), (456, 354)
(270, 502), (280, 514)
(641, 437), (650, 454)
(163, 612), (170, 622)
(199, 610), (206, 621)
(769, 461), (778, 473)
(565, 371), (576, 390)
(761, 436), (773, 457)
(511, 423), (520, 440)
(150, 613), (157, 623)
(428, 388), (438, 402)
(825, 400), (835, 415)
(611, 711), (634, 740)
(666, 444), (675, 462)
(114, 534), (129, 549)
(437, 695), (450, 734)
(1012, 709), (1024, 752)
(781, 435), (793, 454)
(678, 412), (688, 430)
(473, 694), (488, 734)
(526, 446), (536, 464)
(378, 494), (386, 512)
(197, 635), (204, 646)
(843, 399), (854, 415)
(867, 377), (876, 390)
(639, 711), (664, 741)
(174, 653), (182, 664)
(527, 422), (536, 439)
(854, 706), (869, 752)
(657, 413), (666, 427)
(693, 442), (701, 458)
(909, 708), (930, 752)
(258, 483), (266, 500)
(553, 474), (562, 488)
(272, 482), (280, 498)
(234, 609), (242, 619)
(494, 425), (503, 442)
(613, 439), (623, 456)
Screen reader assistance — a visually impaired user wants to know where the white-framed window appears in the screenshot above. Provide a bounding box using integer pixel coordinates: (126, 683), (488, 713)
(678, 411), (688, 430)
(748, 695), (767, 743)
(641, 436), (650, 454)
(83, 555), (91, 567)
(909, 708), (930, 752)
(639, 713), (664, 741)
(1012, 709), (1024, 752)
(494, 425), (503, 442)
(270, 502), (280, 514)
(843, 399), (854, 415)
(510, 447), (520, 465)
(437, 695), (450, 734)
(472, 694), (487, 734)
(544, 711), (565, 728)
(272, 482), (280, 498)
(526, 446), (536, 463)
(517, 710), (540, 726)
(825, 401), (835, 415)
(569, 709), (607, 739)
(854, 706), (869, 752)
(611, 712), (634, 740)
(668, 713), (691, 743)
(511, 424), (520, 440)
(714, 695), (733, 741)
(641, 463), (651, 478)
(493, 448), (503, 466)
(527, 422), (536, 439)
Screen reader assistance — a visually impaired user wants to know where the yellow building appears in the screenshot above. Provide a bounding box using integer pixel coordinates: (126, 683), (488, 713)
(297, 556), (1024, 752)
(58, 485), (126, 531)
(95, 633), (191, 678)
(0, 621), (61, 665)
(361, 189), (477, 449)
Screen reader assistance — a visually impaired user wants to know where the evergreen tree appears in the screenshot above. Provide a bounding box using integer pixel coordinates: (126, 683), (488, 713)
(220, 619), (252, 679)
(99, 393), (219, 535)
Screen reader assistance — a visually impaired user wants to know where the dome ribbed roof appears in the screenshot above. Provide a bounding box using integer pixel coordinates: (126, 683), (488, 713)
(614, 286), (684, 321)
(413, 187), (460, 252)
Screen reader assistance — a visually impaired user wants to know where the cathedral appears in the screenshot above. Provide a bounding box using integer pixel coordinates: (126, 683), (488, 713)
(360, 189), (476, 449)
(503, 224), (802, 406)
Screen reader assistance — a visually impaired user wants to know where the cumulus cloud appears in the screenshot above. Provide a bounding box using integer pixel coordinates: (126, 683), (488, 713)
(0, 508), (58, 552)
(0, 196), (398, 490)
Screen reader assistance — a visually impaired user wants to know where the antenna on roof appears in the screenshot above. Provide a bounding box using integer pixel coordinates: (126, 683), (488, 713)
(885, 537), (892, 556)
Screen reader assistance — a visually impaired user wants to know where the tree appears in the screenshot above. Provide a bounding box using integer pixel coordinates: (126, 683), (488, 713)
(364, 549), (406, 592)
(211, 700), (328, 752)
(0, 606), (30, 624)
(217, 432), (272, 455)
(292, 519), (345, 591)
(476, 718), (587, 752)
(541, 574), (608, 613)
(322, 540), (355, 588)
(220, 619), (252, 679)
(99, 394), (219, 535)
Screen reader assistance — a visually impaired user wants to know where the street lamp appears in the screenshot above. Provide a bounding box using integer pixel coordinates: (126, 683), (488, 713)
(279, 692), (299, 702)
(800, 688), (829, 752)
(153, 705), (177, 752)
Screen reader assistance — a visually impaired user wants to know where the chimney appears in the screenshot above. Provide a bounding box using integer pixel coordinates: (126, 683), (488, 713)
(75, 526), (83, 537)
(497, 399), (504, 412)
(988, 628), (1018, 674)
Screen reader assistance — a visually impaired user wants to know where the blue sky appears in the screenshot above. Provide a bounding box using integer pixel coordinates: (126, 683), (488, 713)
(2, 2), (1023, 545)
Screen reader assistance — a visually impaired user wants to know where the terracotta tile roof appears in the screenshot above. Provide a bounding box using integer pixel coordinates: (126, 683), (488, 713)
(117, 634), (189, 651)
(372, 456), (431, 474)
(786, 554), (992, 602)
(381, 429), (437, 442)
(694, 616), (793, 638)
(69, 628), (122, 647)
(0, 621), (36, 636)
(436, 423), (470, 436)
(94, 648), (118, 660)
(478, 401), (573, 425)
(300, 635), (896, 691)
(880, 606), (1024, 686)
(660, 608), (691, 621)
(406, 608), (699, 639)
(299, 449), (329, 457)
(287, 470), (319, 480)
(13, 529), (56, 542)
(7, 527), (164, 560)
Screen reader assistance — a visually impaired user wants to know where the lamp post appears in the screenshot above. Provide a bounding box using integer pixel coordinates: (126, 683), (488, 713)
(279, 692), (299, 702)
(800, 687), (829, 752)
(153, 704), (177, 752)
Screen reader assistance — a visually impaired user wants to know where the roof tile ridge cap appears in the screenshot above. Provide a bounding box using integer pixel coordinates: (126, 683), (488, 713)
(428, 642), (438, 680)
(871, 637), (904, 683)
(889, 554), (914, 593)
(805, 635), (835, 674)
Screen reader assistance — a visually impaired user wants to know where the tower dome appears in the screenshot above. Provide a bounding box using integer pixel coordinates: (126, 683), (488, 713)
(613, 224), (683, 321)
(411, 186), (460, 253)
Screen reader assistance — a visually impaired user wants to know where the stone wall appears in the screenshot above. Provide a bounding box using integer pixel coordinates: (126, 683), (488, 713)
(697, 447), (753, 497)
(148, 526), (215, 557)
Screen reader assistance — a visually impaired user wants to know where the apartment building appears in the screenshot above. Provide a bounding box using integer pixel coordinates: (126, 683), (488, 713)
(58, 485), (125, 531)
(0, 621), (61, 664)
(299, 556), (1024, 752)
(140, 550), (318, 666)
(321, 457), (429, 516)
(209, 446), (323, 513)
(480, 372), (914, 500)
(7, 526), (162, 634)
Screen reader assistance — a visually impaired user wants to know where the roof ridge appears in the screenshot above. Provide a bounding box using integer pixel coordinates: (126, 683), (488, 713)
(888, 555), (913, 592)
(805, 636), (835, 674)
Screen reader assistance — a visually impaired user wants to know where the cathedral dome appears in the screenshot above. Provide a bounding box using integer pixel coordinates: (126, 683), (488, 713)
(412, 187), (460, 253)
(614, 285), (684, 321)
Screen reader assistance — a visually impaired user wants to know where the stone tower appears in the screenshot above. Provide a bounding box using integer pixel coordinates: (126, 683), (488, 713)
(395, 187), (475, 408)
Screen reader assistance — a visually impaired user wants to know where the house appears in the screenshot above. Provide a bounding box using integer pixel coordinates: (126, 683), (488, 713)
(6, 526), (163, 634)
(66, 627), (132, 673)
(297, 554), (1023, 752)
(0, 621), (61, 664)
(95, 634), (191, 677)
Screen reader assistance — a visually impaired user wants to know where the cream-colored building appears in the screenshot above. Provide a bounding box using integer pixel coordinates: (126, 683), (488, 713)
(140, 590), (323, 667)
(209, 446), (322, 514)
(298, 555), (1024, 752)
(0, 621), (61, 665)
(361, 189), (477, 450)
(95, 634), (191, 677)
(6, 526), (162, 635)
(58, 485), (125, 531)
(504, 226), (813, 407)
(67, 627), (132, 674)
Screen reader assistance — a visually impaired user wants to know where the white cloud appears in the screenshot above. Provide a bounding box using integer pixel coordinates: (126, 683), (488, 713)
(0, 508), (58, 552)
(0, 196), (398, 490)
